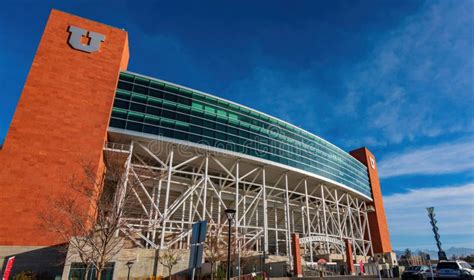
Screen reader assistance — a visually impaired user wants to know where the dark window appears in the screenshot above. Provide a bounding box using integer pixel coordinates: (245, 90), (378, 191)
(163, 92), (177, 102)
(133, 85), (148, 95)
(215, 132), (227, 141)
(113, 99), (129, 110)
(437, 263), (460, 270)
(227, 126), (238, 136)
(190, 117), (203, 126)
(203, 120), (215, 130)
(146, 106), (161, 116)
(174, 131), (187, 141)
(203, 137), (215, 146)
(117, 81), (133, 91)
(143, 124), (159, 135)
(190, 125), (202, 135)
(175, 113), (190, 123)
(68, 262), (114, 280)
(203, 128), (214, 138)
(126, 121), (143, 132)
(162, 109), (175, 119)
(177, 95), (191, 106)
(161, 128), (174, 138)
(130, 102), (146, 113)
(215, 123), (226, 133)
(228, 135), (238, 144)
(109, 118), (126, 129)
(239, 130), (249, 138)
(149, 89), (163, 99)
(188, 134), (201, 143)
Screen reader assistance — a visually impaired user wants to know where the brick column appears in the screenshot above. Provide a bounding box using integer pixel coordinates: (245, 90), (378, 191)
(350, 147), (393, 254)
(345, 239), (355, 275)
(0, 9), (129, 246)
(292, 234), (303, 277)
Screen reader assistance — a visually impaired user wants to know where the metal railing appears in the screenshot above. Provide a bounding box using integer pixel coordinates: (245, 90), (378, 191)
(104, 142), (132, 152)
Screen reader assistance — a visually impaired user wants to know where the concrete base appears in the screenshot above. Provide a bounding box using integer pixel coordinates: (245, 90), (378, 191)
(0, 245), (67, 279)
(62, 247), (191, 280)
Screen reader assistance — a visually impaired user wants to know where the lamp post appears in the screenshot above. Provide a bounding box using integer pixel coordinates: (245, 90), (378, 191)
(126, 260), (134, 280)
(225, 208), (236, 280)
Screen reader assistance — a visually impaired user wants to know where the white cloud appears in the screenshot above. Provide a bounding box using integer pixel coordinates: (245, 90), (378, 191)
(342, 1), (474, 145)
(378, 139), (474, 178)
(384, 183), (474, 248)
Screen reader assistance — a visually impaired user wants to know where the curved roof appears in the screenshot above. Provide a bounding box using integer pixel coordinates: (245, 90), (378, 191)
(109, 71), (371, 197)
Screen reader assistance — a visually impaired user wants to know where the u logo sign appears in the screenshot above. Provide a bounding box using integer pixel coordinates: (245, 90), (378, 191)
(67, 26), (106, 53)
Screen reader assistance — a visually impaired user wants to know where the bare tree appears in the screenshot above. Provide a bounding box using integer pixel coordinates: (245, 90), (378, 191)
(204, 224), (228, 280)
(40, 152), (146, 280)
(159, 250), (180, 280)
(232, 244), (255, 275)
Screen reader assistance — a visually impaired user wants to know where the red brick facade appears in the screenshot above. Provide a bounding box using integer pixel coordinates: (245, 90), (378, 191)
(350, 147), (393, 254)
(0, 9), (128, 246)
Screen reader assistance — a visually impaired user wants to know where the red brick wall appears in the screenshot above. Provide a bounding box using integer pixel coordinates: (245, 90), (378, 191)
(350, 147), (392, 254)
(0, 9), (129, 246)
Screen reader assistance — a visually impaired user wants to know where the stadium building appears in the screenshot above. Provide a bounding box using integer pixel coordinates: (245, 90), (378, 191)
(0, 10), (395, 278)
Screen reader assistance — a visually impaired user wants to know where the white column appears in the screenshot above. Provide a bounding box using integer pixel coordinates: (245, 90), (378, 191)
(304, 180), (314, 263)
(160, 149), (174, 249)
(262, 167), (268, 255)
(284, 173), (293, 269)
(321, 184), (330, 253)
(202, 155), (209, 219)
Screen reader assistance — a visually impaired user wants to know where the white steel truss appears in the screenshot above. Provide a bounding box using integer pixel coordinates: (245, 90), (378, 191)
(104, 139), (373, 264)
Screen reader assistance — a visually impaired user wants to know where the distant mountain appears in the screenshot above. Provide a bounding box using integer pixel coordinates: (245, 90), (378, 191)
(394, 247), (474, 260)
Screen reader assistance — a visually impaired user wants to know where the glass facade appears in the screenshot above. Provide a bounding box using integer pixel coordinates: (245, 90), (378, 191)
(109, 72), (371, 197)
(68, 263), (114, 280)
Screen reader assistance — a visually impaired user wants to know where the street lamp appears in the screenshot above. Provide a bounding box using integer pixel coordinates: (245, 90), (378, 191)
(126, 260), (134, 280)
(225, 208), (236, 280)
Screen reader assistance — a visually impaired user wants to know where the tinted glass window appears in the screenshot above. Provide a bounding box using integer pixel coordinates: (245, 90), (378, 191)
(112, 72), (372, 197)
(437, 263), (459, 270)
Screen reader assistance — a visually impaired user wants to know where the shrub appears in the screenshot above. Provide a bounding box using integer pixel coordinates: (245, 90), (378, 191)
(13, 271), (37, 280)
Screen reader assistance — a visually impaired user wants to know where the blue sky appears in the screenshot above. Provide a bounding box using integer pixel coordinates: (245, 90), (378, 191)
(1, 1), (473, 251)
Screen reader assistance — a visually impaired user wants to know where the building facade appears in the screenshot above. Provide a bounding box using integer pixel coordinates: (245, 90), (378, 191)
(0, 10), (393, 278)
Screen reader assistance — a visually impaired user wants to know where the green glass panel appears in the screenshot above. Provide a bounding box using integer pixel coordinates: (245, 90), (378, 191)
(192, 102), (204, 111)
(128, 111), (144, 118)
(131, 93), (147, 100)
(204, 106), (216, 114)
(165, 84), (179, 93)
(120, 72), (135, 82)
(180, 88), (193, 95)
(175, 120), (189, 127)
(150, 80), (165, 89)
(112, 108), (128, 114)
(228, 113), (239, 120)
(217, 109), (227, 117)
(112, 71), (372, 197)
(135, 77), (149, 86)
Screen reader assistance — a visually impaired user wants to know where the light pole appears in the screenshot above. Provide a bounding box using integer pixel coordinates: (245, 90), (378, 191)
(126, 260), (134, 280)
(225, 208), (236, 280)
